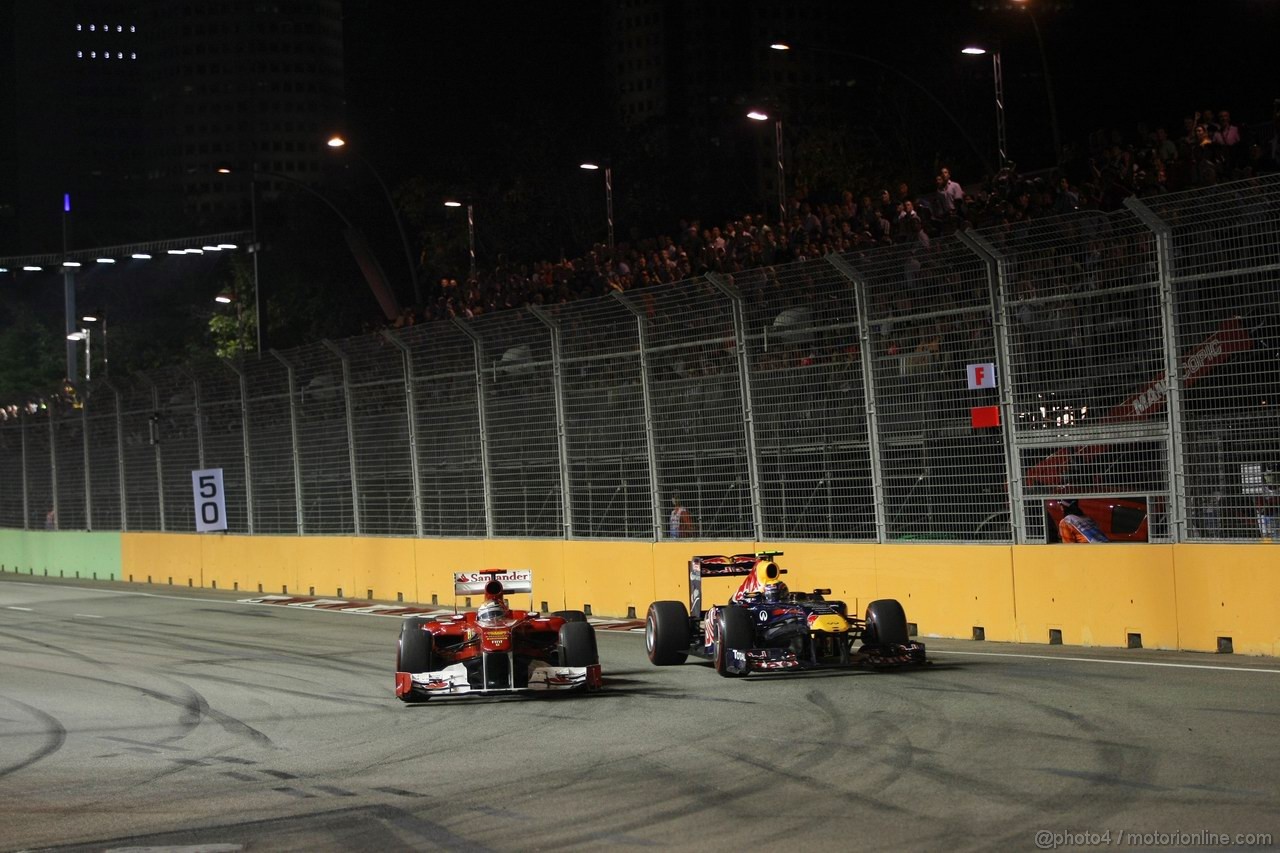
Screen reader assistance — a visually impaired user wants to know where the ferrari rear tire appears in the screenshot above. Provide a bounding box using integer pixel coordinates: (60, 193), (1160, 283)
(551, 610), (588, 623)
(714, 605), (754, 678)
(558, 620), (599, 667)
(864, 599), (909, 648)
(645, 600), (689, 665)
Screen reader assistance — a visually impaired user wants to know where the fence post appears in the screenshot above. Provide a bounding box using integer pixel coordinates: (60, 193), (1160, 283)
(47, 405), (57, 530)
(1124, 196), (1185, 541)
(20, 411), (29, 530)
(271, 350), (305, 535)
(452, 317), (495, 538)
(136, 372), (165, 532)
(705, 272), (764, 541)
(183, 367), (204, 469)
(612, 291), (664, 540)
(825, 254), (888, 542)
(223, 359), (254, 535)
(381, 330), (424, 538)
(104, 380), (126, 531)
(81, 390), (92, 530)
(529, 306), (574, 539)
(323, 340), (361, 536)
(957, 229), (1026, 543)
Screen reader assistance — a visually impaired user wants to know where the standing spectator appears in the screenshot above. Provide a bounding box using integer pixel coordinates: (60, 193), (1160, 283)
(940, 167), (965, 216)
(1213, 109), (1242, 169)
(1152, 127), (1178, 164)
(1052, 176), (1080, 213)
(669, 495), (695, 539)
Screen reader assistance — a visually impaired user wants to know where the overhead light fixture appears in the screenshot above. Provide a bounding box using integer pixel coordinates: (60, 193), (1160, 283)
(23, 265), (42, 271)
(67, 331), (87, 341)
(214, 292), (234, 304)
(770, 43), (791, 51)
(62, 260), (82, 267)
(747, 110), (770, 121)
(132, 253), (151, 259)
(97, 257), (116, 264)
(962, 46), (988, 55)
(202, 245), (221, 251)
(82, 314), (98, 322)
(579, 163), (600, 171)
(218, 243), (237, 249)
(167, 249), (185, 255)
(444, 200), (462, 208)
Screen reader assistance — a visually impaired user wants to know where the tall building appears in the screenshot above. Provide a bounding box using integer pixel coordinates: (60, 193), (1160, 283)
(1, 0), (345, 254)
(601, 1), (856, 221)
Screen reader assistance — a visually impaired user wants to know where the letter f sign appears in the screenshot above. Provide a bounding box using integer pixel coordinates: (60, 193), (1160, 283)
(967, 362), (997, 390)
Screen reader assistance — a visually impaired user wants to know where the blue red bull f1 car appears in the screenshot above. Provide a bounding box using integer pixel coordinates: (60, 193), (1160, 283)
(645, 552), (927, 677)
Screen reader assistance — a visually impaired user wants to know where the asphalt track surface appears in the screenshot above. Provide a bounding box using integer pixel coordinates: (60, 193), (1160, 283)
(2, 576), (1278, 852)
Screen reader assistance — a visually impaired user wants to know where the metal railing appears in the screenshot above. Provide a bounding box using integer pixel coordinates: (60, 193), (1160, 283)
(4, 174), (1279, 543)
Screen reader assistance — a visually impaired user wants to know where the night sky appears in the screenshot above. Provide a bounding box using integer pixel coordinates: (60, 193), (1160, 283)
(338, 0), (1280, 198)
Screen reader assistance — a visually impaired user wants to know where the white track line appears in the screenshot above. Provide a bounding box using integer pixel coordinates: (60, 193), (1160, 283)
(936, 649), (1280, 674)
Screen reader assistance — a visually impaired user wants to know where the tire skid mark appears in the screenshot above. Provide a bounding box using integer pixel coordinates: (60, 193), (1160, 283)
(0, 626), (105, 667)
(150, 675), (277, 749)
(0, 697), (67, 778)
(51, 619), (382, 679)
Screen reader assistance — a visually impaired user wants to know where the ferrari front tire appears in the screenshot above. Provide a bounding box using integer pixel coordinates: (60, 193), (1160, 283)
(559, 620), (599, 667)
(551, 609), (588, 623)
(645, 600), (689, 665)
(397, 617), (434, 704)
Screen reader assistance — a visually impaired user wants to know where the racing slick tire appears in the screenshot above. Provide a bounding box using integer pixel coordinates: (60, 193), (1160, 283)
(558, 620), (599, 667)
(714, 605), (754, 678)
(863, 599), (910, 648)
(551, 610), (588, 623)
(645, 600), (690, 665)
(397, 617), (435, 703)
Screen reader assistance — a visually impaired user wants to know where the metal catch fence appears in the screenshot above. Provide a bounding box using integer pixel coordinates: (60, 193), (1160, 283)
(4, 174), (1279, 543)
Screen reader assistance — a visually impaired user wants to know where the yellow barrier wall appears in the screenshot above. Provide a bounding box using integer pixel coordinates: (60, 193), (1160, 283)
(108, 533), (1279, 656)
(1012, 544), (1180, 649)
(1172, 545), (1280, 656)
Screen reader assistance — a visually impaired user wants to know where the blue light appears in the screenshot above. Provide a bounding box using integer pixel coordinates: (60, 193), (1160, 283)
(64, 193), (71, 213)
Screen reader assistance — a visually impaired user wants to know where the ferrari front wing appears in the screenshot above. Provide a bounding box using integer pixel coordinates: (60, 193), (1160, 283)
(395, 661), (603, 698)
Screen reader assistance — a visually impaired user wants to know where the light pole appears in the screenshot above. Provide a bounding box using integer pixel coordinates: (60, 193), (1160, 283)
(66, 328), (91, 382)
(444, 200), (477, 280)
(579, 162), (614, 253)
(326, 135), (421, 306)
(962, 46), (1008, 170)
(218, 163), (403, 326)
(1015, 0), (1063, 166)
(747, 110), (786, 224)
(770, 42), (993, 176)
(81, 310), (107, 378)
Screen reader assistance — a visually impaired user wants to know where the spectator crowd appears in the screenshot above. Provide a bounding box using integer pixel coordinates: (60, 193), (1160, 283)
(383, 101), (1280, 331)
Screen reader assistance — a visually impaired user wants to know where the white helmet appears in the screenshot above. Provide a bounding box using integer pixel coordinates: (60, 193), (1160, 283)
(477, 599), (507, 625)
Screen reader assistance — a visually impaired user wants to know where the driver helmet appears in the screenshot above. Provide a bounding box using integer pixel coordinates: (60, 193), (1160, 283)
(477, 598), (507, 625)
(763, 580), (789, 602)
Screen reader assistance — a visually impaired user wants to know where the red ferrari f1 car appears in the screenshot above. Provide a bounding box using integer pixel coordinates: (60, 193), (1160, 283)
(395, 570), (602, 702)
(646, 552), (927, 677)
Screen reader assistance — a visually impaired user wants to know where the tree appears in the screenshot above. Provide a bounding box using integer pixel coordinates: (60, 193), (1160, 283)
(0, 302), (63, 400)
